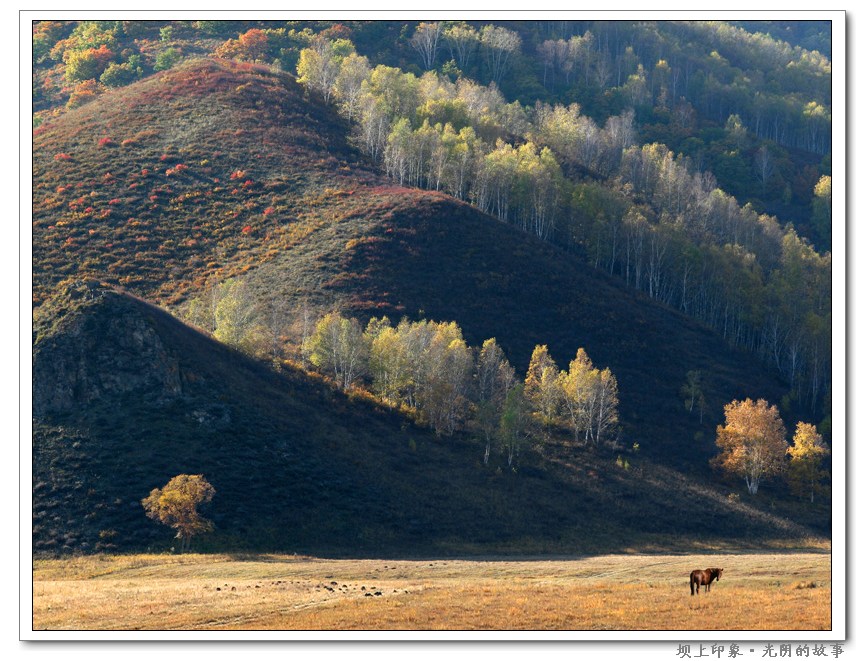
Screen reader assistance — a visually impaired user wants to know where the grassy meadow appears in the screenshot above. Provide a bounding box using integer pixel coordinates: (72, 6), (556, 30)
(32, 551), (831, 631)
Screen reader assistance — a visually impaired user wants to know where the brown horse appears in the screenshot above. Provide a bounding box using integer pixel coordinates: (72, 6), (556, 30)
(690, 567), (723, 595)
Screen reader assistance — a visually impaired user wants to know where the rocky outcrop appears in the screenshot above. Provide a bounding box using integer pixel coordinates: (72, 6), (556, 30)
(33, 282), (182, 417)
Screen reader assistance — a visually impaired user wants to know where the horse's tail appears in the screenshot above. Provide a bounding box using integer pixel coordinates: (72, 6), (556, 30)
(690, 575), (695, 595)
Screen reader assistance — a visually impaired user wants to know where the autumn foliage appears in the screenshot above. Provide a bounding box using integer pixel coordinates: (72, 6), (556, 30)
(214, 28), (269, 62)
(713, 398), (788, 495)
(787, 422), (830, 503)
(141, 474), (215, 552)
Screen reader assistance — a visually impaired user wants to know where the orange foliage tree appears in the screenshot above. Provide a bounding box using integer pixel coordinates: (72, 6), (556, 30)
(214, 28), (269, 62)
(64, 44), (115, 82)
(713, 398), (788, 495)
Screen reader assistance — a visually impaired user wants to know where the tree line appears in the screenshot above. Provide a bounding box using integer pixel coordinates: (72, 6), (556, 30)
(35, 20), (830, 229)
(304, 312), (620, 464)
(529, 21), (831, 155)
(181, 286), (620, 466)
(181, 277), (830, 503)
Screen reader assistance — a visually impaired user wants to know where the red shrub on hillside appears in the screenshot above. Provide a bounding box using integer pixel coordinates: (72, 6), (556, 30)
(165, 163), (189, 176)
(66, 80), (102, 109)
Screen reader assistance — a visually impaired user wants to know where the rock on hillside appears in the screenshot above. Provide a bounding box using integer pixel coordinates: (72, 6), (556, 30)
(33, 281), (182, 417)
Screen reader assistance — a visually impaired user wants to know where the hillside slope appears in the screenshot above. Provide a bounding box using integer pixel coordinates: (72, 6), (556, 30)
(244, 186), (794, 468)
(31, 60), (825, 554)
(32, 282), (817, 556)
(32, 58), (378, 306)
(32, 59), (791, 465)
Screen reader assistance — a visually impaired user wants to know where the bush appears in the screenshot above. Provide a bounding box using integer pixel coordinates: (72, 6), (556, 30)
(100, 61), (141, 87)
(154, 47), (182, 72)
(65, 44), (115, 83)
(66, 80), (102, 109)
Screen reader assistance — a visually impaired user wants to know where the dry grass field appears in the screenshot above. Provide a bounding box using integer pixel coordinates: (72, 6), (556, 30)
(32, 551), (831, 631)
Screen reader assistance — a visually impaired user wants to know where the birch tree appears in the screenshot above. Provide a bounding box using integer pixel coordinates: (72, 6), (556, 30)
(500, 384), (530, 468)
(410, 22), (443, 70)
(443, 22), (479, 70)
(787, 421), (829, 503)
(713, 398), (789, 495)
(305, 312), (367, 390)
(558, 348), (620, 447)
(680, 370), (707, 422)
(524, 344), (562, 435)
(365, 317), (412, 404)
(421, 325), (473, 436)
(296, 37), (354, 103)
(558, 348), (596, 445)
(480, 25), (521, 84)
(475, 338), (516, 464)
(212, 278), (261, 354)
(594, 367), (619, 447)
(333, 52), (371, 121)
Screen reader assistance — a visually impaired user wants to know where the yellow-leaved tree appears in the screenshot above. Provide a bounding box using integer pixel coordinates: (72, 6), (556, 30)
(524, 345), (562, 436)
(713, 398), (788, 495)
(558, 348), (619, 447)
(142, 474), (215, 552)
(787, 422), (830, 503)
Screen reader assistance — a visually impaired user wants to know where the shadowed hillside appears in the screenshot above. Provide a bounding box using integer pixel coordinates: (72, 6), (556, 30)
(32, 282), (819, 556)
(33, 58), (790, 461)
(244, 187), (793, 468)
